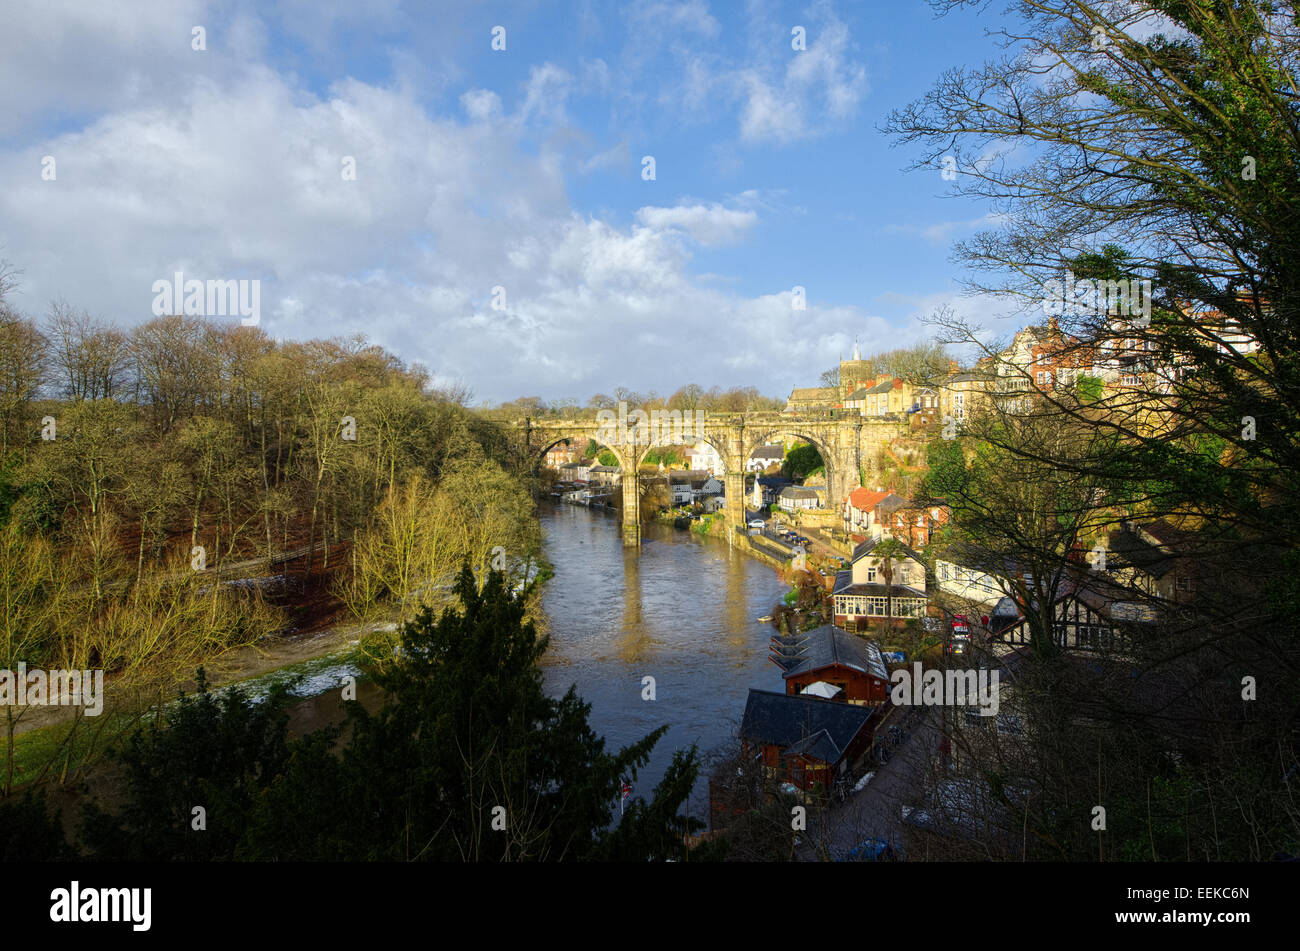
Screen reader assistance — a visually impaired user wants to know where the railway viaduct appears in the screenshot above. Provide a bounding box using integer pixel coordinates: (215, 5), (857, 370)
(517, 410), (910, 546)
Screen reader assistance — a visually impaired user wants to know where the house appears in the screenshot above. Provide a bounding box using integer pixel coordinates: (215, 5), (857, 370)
(909, 387), (943, 426)
(544, 442), (580, 468)
(842, 488), (907, 540)
(885, 501), (949, 548)
(668, 469), (723, 505)
(739, 689), (880, 791)
(756, 475), (792, 506)
(747, 444), (785, 472)
(785, 387), (838, 414)
(686, 441), (725, 475)
(938, 369), (996, 423)
(1105, 520), (1196, 602)
(859, 376), (914, 418)
(998, 575), (1158, 652)
(557, 460), (592, 482)
(588, 464), (622, 485)
(769, 624), (892, 705)
(832, 538), (931, 630)
(933, 541), (1027, 608)
(778, 485), (823, 512)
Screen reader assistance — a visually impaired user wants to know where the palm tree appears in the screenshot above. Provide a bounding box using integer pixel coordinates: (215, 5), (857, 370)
(874, 537), (908, 625)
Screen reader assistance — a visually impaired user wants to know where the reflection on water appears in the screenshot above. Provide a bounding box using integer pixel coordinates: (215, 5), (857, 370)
(538, 503), (790, 819)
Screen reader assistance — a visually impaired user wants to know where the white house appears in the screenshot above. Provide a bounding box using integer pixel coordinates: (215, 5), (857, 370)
(669, 470), (723, 505)
(778, 485), (823, 512)
(747, 444), (784, 472)
(686, 442), (725, 475)
(933, 542), (1030, 607)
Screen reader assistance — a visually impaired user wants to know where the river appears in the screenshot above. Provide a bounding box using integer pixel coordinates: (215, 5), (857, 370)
(537, 502), (790, 820)
(214, 500), (791, 825)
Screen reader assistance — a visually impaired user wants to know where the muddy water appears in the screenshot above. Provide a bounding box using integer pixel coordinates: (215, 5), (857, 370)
(537, 502), (790, 819)
(269, 502), (790, 820)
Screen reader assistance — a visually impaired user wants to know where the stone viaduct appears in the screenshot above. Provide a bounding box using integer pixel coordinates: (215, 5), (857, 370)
(517, 410), (910, 546)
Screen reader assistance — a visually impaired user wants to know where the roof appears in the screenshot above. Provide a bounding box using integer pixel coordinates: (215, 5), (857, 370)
(833, 581), (929, 600)
(847, 487), (888, 511)
(589, 464), (620, 473)
(865, 379), (896, 394)
(850, 537), (926, 565)
(934, 540), (1025, 577)
(1135, 519), (1187, 549)
(845, 387), (868, 401)
(789, 387), (836, 400)
(846, 488), (906, 515)
(1107, 527), (1176, 579)
(668, 469), (713, 484)
(750, 445), (785, 459)
(739, 689), (877, 765)
(772, 624), (890, 681)
(780, 486), (822, 500)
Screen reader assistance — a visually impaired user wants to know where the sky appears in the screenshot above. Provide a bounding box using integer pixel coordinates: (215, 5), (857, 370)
(0, 0), (1027, 405)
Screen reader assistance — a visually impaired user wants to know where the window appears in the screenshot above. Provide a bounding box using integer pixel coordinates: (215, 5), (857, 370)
(1176, 576), (1192, 593)
(1076, 624), (1110, 649)
(866, 566), (877, 582)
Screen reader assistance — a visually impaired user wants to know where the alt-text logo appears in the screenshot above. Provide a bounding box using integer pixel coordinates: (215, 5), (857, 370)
(889, 663), (999, 716)
(594, 401), (706, 447)
(0, 663), (104, 716)
(151, 271), (260, 326)
(50, 882), (151, 931)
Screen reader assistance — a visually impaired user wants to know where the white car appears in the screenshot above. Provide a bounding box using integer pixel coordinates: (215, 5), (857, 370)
(748, 520), (765, 529)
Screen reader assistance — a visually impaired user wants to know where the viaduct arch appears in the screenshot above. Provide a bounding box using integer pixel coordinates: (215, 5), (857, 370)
(519, 412), (909, 547)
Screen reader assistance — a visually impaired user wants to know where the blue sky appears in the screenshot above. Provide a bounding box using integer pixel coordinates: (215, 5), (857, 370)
(0, 0), (1024, 403)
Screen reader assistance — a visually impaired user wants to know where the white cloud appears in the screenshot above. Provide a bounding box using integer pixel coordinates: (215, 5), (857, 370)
(634, 202), (758, 246)
(0, 0), (907, 404)
(460, 89), (502, 122)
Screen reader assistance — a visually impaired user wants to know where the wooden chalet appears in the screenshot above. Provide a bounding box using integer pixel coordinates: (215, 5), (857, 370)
(769, 623), (891, 704)
(739, 689), (879, 791)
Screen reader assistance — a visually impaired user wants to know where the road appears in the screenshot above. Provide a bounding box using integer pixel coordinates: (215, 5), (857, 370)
(796, 704), (942, 861)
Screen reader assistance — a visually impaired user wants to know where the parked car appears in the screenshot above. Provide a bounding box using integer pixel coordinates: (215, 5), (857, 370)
(946, 636), (969, 656)
(748, 520), (765, 529)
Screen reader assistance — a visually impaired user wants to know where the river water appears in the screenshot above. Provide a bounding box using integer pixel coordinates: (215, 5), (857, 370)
(537, 502), (790, 820)
(249, 501), (790, 824)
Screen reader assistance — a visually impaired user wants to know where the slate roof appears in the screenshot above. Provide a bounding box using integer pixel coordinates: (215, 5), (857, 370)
(850, 537), (926, 564)
(771, 624), (890, 681)
(789, 387), (836, 400)
(750, 445), (785, 460)
(780, 486), (822, 500)
(1107, 527), (1176, 579)
(669, 469), (714, 488)
(833, 581), (930, 601)
(739, 689), (877, 766)
(865, 379), (896, 394)
(845, 387), (868, 401)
